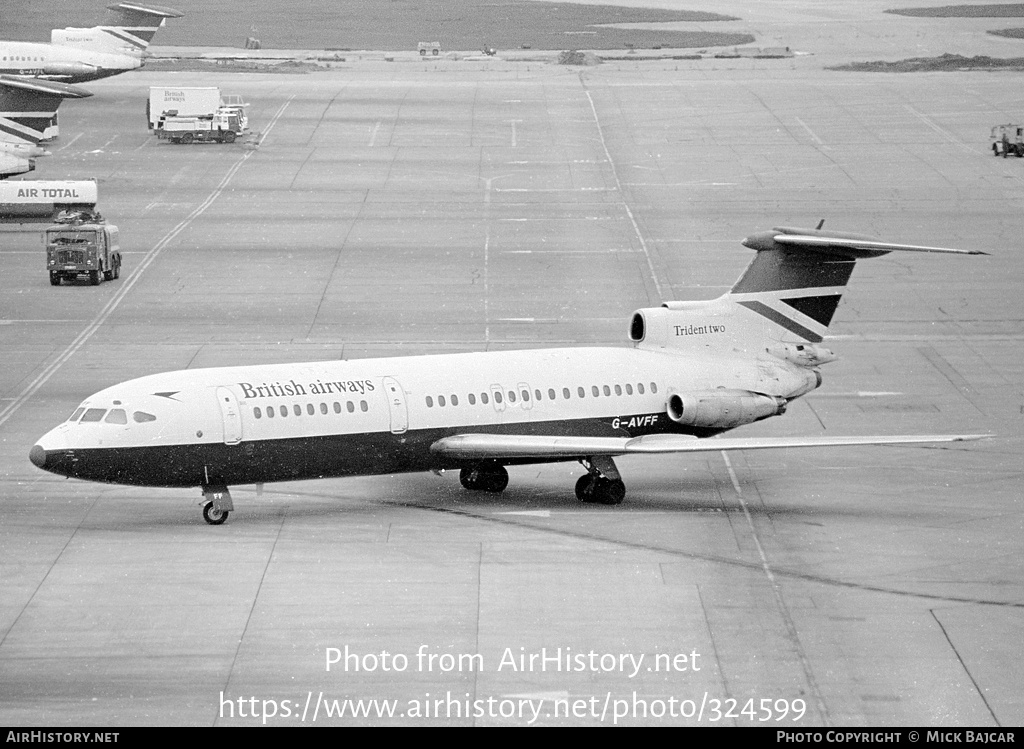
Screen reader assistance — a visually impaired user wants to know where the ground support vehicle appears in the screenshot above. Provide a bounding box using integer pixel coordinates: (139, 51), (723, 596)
(992, 124), (1024, 157)
(156, 107), (247, 144)
(45, 211), (121, 286)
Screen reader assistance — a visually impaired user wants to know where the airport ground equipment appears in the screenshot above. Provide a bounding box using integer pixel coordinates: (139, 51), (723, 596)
(155, 106), (247, 144)
(418, 41), (441, 55)
(45, 210), (121, 286)
(147, 86), (222, 129)
(991, 124), (1024, 157)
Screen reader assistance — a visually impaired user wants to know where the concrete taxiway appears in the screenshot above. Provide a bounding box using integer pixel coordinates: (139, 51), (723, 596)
(0, 51), (1022, 725)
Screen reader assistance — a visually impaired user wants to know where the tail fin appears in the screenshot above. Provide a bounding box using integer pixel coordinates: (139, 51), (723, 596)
(51, 3), (183, 57)
(0, 76), (93, 146)
(631, 225), (986, 355)
(728, 225), (987, 342)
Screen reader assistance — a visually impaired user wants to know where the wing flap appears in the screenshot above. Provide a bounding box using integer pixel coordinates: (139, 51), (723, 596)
(430, 432), (990, 460)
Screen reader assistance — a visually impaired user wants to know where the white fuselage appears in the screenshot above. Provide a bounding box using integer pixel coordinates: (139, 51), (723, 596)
(31, 345), (815, 489)
(0, 41), (142, 82)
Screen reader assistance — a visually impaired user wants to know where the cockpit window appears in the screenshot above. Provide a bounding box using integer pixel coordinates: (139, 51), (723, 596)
(104, 409), (128, 424)
(133, 411), (157, 423)
(80, 408), (106, 422)
(68, 408), (85, 422)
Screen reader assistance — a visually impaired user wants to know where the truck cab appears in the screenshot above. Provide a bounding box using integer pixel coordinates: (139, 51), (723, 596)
(46, 212), (121, 286)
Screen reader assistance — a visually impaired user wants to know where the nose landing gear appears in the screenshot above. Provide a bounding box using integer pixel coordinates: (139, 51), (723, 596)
(201, 484), (233, 525)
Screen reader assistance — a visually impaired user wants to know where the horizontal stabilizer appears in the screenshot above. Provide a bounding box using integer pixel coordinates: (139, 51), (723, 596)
(772, 233), (989, 256)
(431, 432), (990, 461)
(106, 3), (184, 19)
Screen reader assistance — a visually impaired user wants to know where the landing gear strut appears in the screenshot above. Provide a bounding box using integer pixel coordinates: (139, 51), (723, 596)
(575, 456), (626, 505)
(459, 462), (509, 493)
(201, 484), (233, 525)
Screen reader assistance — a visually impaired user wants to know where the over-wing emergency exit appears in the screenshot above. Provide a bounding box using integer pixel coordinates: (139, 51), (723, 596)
(30, 225), (990, 524)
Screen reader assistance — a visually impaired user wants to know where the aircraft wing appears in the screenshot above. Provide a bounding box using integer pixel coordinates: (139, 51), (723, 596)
(430, 432), (990, 461)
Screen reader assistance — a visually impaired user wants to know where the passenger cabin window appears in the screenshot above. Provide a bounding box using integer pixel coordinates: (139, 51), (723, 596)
(614, 385), (622, 396)
(426, 396), (434, 408)
(254, 407), (262, 419)
(360, 400), (368, 412)
(650, 382), (658, 393)
(592, 386), (599, 397)
(626, 384), (633, 395)
(334, 402), (342, 413)
(507, 391), (516, 403)
(451, 395), (459, 406)
(481, 392), (489, 404)
(80, 408), (106, 422)
(266, 407), (275, 419)
(469, 393), (476, 405)
(563, 388), (570, 399)
(104, 409), (127, 424)
(438, 396), (446, 407)
(347, 401), (355, 413)
(577, 387), (585, 398)
(603, 385), (611, 396)
(637, 383), (645, 395)
(320, 403), (328, 415)
(280, 406), (288, 417)
(293, 405), (301, 416)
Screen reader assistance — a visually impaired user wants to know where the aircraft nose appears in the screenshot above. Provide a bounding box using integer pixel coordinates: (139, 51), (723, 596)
(29, 444), (47, 469)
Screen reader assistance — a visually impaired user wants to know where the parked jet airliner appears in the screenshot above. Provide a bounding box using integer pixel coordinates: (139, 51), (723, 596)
(30, 226), (989, 524)
(0, 3), (183, 84)
(0, 76), (92, 178)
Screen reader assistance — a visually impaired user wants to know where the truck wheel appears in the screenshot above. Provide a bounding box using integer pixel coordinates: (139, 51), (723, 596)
(221, 130), (236, 143)
(114, 259), (121, 279)
(432, 48), (439, 55)
(180, 132), (193, 144)
(90, 270), (101, 285)
(104, 265), (114, 281)
(49, 272), (61, 286)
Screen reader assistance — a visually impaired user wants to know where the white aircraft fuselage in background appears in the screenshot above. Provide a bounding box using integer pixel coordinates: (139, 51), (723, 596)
(0, 3), (183, 84)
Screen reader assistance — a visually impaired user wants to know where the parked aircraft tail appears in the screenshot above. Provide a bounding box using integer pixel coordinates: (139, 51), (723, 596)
(50, 3), (183, 57)
(0, 76), (92, 178)
(0, 75), (93, 146)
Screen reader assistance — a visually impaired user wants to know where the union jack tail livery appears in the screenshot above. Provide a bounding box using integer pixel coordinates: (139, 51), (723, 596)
(0, 76), (92, 178)
(629, 224), (988, 366)
(50, 3), (184, 58)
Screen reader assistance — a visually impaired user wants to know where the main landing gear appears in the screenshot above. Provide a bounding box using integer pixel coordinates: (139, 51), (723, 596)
(459, 461), (509, 493)
(201, 484), (233, 525)
(457, 457), (626, 505)
(574, 456), (625, 505)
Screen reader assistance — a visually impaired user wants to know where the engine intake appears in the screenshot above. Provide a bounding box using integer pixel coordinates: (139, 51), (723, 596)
(666, 390), (786, 429)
